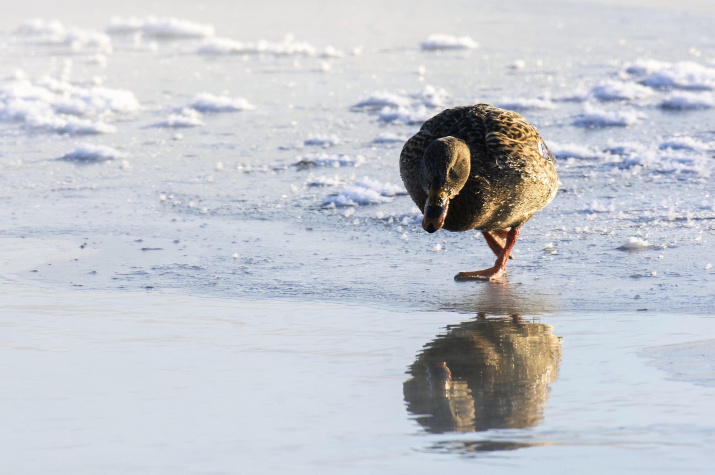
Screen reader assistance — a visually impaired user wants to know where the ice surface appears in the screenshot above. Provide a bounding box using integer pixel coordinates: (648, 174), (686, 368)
(420, 34), (479, 51)
(1, 3), (715, 473)
(642, 340), (715, 387)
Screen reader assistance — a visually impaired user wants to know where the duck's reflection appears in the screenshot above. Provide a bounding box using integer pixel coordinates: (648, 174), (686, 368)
(403, 313), (561, 434)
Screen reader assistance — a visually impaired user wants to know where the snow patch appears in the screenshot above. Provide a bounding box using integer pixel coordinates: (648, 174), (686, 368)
(548, 142), (603, 160)
(323, 177), (404, 207)
(107, 16), (215, 39)
(574, 103), (645, 127)
(659, 137), (711, 151)
(642, 61), (715, 91)
(61, 143), (125, 163)
(198, 35), (322, 56)
(0, 75), (138, 134)
(372, 132), (409, 144)
(188, 93), (255, 112)
(496, 96), (556, 110)
(352, 85), (448, 110)
(295, 153), (365, 168)
(624, 59), (671, 75)
(14, 19), (112, 54)
(377, 105), (432, 125)
(420, 34), (479, 51)
(153, 108), (203, 128)
(303, 134), (342, 147)
(306, 175), (343, 187)
(590, 80), (654, 101)
(618, 237), (654, 251)
(660, 91), (715, 109)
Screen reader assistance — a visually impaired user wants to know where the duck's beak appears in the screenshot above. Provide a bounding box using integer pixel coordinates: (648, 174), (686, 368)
(422, 191), (449, 233)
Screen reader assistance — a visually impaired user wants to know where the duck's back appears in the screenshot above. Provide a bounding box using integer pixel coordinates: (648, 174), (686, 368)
(400, 104), (559, 232)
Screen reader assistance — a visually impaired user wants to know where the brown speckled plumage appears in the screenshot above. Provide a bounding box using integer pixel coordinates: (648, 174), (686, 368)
(400, 104), (559, 232)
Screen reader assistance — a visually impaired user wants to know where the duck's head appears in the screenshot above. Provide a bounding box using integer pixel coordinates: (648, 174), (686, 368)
(420, 136), (471, 233)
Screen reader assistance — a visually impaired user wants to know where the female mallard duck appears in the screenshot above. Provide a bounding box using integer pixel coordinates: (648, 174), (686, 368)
(399, 104), (559, 280)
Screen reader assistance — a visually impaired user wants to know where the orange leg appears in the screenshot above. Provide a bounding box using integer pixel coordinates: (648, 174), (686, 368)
(482, 230), (514, 260)
(455, 227), (520, 281)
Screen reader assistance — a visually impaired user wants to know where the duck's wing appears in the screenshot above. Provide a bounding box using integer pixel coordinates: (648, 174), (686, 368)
(482, 105), (546, 166)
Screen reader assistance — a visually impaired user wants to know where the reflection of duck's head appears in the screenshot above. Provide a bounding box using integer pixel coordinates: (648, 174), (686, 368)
(404, 315), (561, 434)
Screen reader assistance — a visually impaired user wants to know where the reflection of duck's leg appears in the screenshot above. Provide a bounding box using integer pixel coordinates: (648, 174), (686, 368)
(482, 230), (514, 260)
(455, 228), (520, 281)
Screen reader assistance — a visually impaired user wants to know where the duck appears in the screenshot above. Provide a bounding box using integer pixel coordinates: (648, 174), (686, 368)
(399, 104), (559, 280)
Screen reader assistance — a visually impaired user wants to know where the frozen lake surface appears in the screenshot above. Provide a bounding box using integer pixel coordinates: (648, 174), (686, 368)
(1, 0), (714, 473)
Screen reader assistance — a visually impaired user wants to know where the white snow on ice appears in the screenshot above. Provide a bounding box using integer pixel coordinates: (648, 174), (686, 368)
(352, 92), (412, 110)
(303, 134), (342, 147)
(353, 85), (448, 110)
(660, 91), (715, 109)
(618, 237), (654, 251)
(548, 142), (603, 160)
(659, 137), (711, 151)
(295, 153), (365, 168)
(323, 177), (404, 207)
(616, 146), (711, 177)
(14, 19), (112, 54)
(642, 61), (715, 91)
(106, 16), (216, 39)
(0, 75), (139, 134)
(377, 105), (432, 125)
(372, 132), (409, 144)
(306, 175), (343, 187)
(574, 103), (645, 127)
(198, 35), (319, 56)
(353, 86), (447, 126)
(188, 93), (255, 112)
(61, 143), (126, 162)
(496, 96), (556, 110)
(590, 80), (654, 101)
(420, 34), (479, 51)
(624, 59), (671, 75)
(153, 108), (204, 128)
